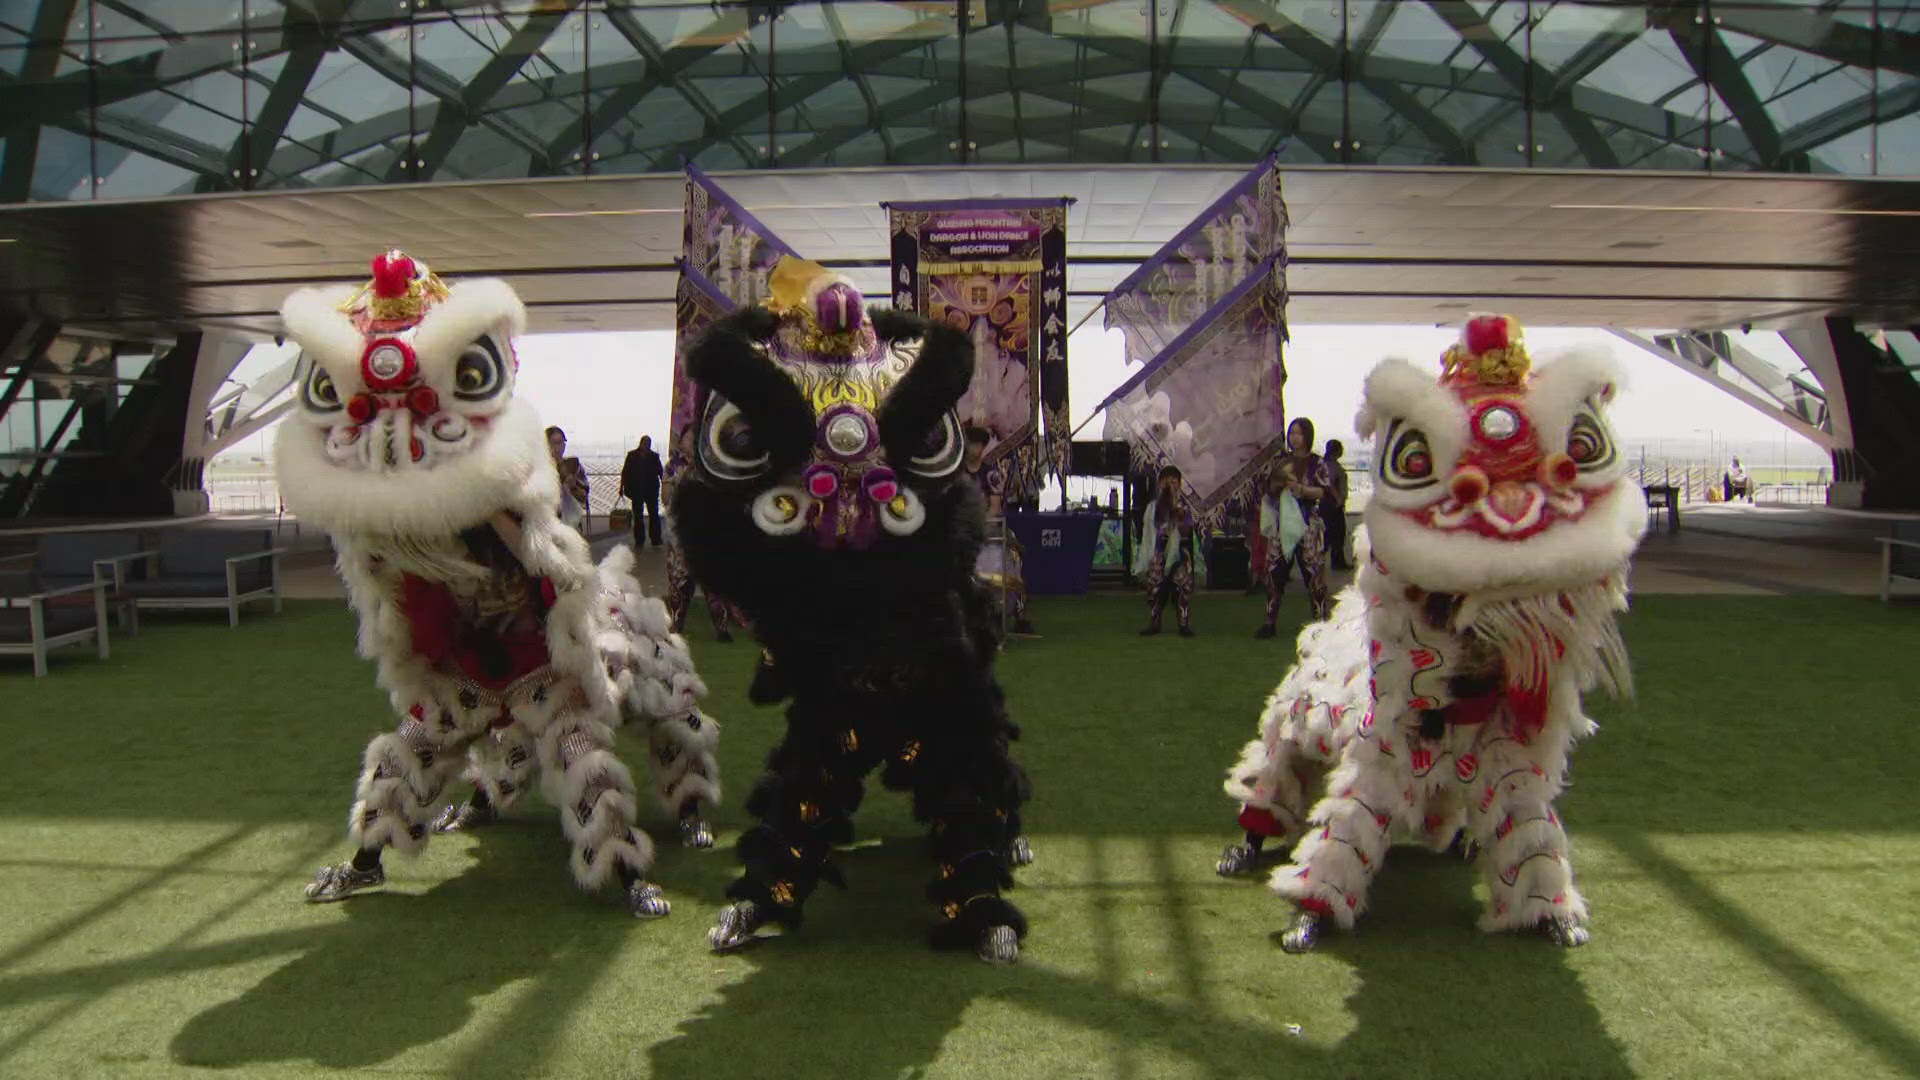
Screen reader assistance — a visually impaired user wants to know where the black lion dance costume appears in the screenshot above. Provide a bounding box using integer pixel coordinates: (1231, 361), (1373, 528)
(672, 257), (1034, 964)
(1218, 315), (1645, 952)
(277, 251), (720, 918)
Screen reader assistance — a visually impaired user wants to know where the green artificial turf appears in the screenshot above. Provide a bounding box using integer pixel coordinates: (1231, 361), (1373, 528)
(1, 593), (1917, 1078)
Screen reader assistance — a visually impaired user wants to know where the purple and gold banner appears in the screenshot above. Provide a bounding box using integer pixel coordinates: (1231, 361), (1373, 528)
(1099, 256), (1288, 524)
(887, 198), (1070, 505)
(681, 161), (796, 310)
(1104, 153), (1288, 366)
(671, 165), (797, 496)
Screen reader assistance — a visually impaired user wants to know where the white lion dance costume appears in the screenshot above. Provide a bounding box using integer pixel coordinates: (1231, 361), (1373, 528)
(277, 251), (720, 918)
(1218, 315), (1645, 952)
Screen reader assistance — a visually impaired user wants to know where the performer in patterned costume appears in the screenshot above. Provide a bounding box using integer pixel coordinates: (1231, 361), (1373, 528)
(1256, 417), (1334, 635)
(671, 256), (1035, 964)
(277, 251), (720, 917)
(1135, 464), (1197, 636)
(1217, 315), (1645, 951)
(965, 426), (1035, 635)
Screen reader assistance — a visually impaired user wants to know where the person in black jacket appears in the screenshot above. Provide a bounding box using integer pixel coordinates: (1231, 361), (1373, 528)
(619, 435), (665, 547)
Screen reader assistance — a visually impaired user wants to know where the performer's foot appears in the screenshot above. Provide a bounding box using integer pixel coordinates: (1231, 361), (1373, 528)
(1253, 623), (1276, 639)
(1009, 835), (1035, 867)
(432, 801), (497, 833)
(1542, 915), (1591, 948)
(1177, 625), (1195, 638)
(716, 631), (734, 643)
(304, 861), (384, 903)
(709, 901), (764, 952)
(1280, 909), (1322, 953)
(626, 880), (671, 919)
(679, 817), (715, 849)
(1215, 841), (1263, 876)
(1139, 625), (1161, 636)
(977, 925), (1020, 965)
(1012, 619), (1036, 635)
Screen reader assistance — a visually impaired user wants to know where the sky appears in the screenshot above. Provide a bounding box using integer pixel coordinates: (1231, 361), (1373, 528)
(217, 324), (1829, 471)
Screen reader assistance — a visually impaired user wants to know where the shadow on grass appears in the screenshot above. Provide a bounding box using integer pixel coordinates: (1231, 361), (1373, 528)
(650, 841), (1634, 1080)
(165, 820), (698, 1072)
(1606, 830), (1920, 1075)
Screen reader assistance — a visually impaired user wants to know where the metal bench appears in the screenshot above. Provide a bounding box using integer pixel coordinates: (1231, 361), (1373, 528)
(0, 576), (110, 677)
(1642, 483), (1680, 534)
(1878, 520), (1920, 603)
(123, 528), (286, 626)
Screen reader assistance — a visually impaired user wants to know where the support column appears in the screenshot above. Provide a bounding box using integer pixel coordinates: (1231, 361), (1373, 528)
(1786, 319), (1920, 511)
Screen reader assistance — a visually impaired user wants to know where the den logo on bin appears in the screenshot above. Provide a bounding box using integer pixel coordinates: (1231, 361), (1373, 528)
(1040, 529), (1062, 548)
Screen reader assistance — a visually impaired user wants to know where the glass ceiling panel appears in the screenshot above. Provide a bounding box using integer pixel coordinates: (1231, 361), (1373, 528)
(1, 0), (1913, 203)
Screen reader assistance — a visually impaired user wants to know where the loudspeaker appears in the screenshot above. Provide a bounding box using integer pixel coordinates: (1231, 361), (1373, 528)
(1068, 440), (1132, 476)
(1207, 535), (1250, 591)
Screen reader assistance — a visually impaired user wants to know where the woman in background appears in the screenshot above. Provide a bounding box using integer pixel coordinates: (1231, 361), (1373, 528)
(547, 425), (590, 532)
(1135, 464), (1197, 637)
(1255, 417), (1332, 637)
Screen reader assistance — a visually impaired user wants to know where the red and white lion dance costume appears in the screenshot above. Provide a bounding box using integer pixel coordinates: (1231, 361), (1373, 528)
(277, 251), (719, 917)
(1220, 315), (1645, 951)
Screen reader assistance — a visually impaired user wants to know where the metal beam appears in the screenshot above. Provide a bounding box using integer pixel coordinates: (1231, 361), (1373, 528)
(1780, 76), (1920, 160)
(602, 6), (760, 168)
(1607, 329), (1836, 449)
(820, 1), (896, 161)
(1706, 4), (1920, 81)
(1423, 0), (1622, 168)
(540, 11), (751, 166)
(0, 397), (84, 518)
(215, 6), (341, 191)
(71, 111), (228, 180)
(1667, 21), (1782, 166)
(0, 0), (81, 203)
(1215, 0), (1473, 163)
(413, 1), (583, 180)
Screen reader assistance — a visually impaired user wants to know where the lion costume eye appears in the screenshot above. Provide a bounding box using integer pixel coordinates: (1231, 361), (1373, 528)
(1380, 421), (1437, 489)
(699, 398), (770, 481)
(302, 361), (342, 412)
(906, 412), (964, 478)
(452, 338), (505, 401)
(1567, 404), (1615, 472)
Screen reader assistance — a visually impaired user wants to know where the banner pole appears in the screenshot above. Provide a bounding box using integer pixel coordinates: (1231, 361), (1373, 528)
(1066, 295), (1109, 338)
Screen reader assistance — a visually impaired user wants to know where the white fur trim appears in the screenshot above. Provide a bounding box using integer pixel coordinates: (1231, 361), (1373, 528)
(277, 399), (555, 536)
(1358, 357), (1468, 513)
(1364, 479), (1645, 595)
(280, 285), (367, 377)
(409, 278), (527, 366)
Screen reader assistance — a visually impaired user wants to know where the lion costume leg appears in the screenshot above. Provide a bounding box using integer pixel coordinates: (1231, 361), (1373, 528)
(1266, 733), (1404, 952)
(1464, 723), (1589, 945)
(307, 702), (478, 902)
(515, 682), (664, 917)
(916, 729), (1031, 964)
(710, 707), (872, 951)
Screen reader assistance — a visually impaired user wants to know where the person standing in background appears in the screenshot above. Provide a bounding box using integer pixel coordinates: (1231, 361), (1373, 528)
(547, 425), (589, 532)
(1135, 464), (1197, 637)
(1321, 438), (1351, 571)
(1255, 417), (1332, 637)
(620, 435), (665, 547)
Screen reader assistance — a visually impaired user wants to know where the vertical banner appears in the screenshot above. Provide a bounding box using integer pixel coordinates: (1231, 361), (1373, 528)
(887, 198), (1070, 505)
(681, 160), (797, 310)
(671, 164), (796, 498)
(1104, 152), (1288, 366)
(1099, 257), (1289, 525)
(666, 264), (734, 493)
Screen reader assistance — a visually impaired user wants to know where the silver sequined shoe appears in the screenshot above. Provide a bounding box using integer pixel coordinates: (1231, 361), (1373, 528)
(708, 900), (764, 952)
(1215, 841), (1262, 876)
(304, 861), (384, 903)
(1280, 908), (1322, 953)
(1542, 915), (1591, 948)
(679, 817), (715, 849)
(432, 801), (497, 834)
(1009, 835), (1034, 867)
(977, 925), (1020, 965)
(627, 880), (671, 919)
